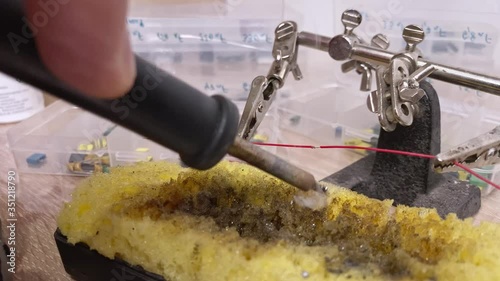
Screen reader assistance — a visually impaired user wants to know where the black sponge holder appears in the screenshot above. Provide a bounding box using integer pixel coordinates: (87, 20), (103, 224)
(54, 230), (165, 281)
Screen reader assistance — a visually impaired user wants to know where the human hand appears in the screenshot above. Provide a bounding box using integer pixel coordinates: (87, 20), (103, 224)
(25, 0), (136, 98)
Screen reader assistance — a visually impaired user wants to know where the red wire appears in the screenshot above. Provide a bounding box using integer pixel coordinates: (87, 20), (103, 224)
(253, 142), (500, 190)
(255, 143), (436, 159)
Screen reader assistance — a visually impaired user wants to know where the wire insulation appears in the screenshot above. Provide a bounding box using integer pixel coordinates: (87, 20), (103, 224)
(253, 142), (500, 190)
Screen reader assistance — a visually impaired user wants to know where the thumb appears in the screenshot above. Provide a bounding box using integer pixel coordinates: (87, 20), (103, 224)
(25, 0), (136, 98)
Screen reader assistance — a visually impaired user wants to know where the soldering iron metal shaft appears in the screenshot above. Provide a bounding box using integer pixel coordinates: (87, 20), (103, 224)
(229, 138), (320, 192)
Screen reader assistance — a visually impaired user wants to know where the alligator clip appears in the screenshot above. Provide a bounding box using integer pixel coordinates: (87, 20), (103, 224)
(237, 21), (302, 140)
(434, 125), (500, 172)
(237, 76), (278, 140)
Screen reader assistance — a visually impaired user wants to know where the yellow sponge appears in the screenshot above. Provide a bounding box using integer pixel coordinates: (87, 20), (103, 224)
(57, 161), (500, 281)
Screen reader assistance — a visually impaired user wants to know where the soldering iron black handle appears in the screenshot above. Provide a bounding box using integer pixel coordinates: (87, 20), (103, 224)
(0, 0), (239, 170)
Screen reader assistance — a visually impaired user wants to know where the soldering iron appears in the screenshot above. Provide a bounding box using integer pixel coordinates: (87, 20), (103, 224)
(0, 0), (320, 193)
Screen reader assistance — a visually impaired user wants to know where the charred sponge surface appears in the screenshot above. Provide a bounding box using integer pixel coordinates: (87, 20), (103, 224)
(58, 161), (500, 281)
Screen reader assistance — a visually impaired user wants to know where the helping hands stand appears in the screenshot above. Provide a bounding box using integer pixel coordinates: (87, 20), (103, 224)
(237, 10), (500, 218)
(323, 81), (481, 219)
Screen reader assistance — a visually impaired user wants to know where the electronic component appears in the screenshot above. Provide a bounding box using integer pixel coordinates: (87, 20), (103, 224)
(26, 153), (46, 167)
(67, 153), (111, 175)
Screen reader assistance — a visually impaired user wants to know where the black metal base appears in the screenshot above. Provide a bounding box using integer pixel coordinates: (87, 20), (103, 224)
(323, 81), (481, 219)
(55, 230), (165, 281)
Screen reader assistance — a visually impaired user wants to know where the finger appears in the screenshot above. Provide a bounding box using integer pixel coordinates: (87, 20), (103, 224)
(25, 0), (136, 98)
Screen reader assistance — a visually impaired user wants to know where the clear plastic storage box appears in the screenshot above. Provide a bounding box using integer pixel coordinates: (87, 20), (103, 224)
(6, 100), (281, 176)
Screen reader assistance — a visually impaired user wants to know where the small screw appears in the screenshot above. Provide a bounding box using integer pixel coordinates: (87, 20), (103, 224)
(402, 25), (425, 52)
(341, 10), (362, 35)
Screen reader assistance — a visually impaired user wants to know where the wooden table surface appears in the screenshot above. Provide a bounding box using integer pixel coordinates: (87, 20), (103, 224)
(1, 122), (500, 281)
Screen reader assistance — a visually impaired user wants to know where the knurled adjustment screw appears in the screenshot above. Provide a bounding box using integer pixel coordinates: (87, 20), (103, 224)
(341, 10), (362, 35)
(402, 25), (424, 52)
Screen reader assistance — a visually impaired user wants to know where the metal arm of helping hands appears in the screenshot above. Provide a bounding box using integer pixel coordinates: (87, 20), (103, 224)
(237, 21), (303, 140)
(238, 9), (500, 172)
